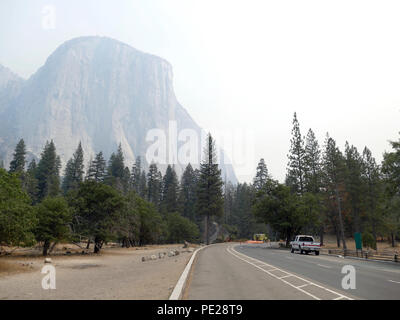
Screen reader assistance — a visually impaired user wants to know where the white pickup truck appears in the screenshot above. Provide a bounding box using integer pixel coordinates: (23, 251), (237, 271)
(290, 235), (320, 255)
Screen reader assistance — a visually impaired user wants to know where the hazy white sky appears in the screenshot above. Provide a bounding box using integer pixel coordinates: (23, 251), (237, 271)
(1, 0), (399, 182)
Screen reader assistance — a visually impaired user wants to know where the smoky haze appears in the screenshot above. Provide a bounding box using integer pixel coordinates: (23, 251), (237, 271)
(1, 0), (399, 182)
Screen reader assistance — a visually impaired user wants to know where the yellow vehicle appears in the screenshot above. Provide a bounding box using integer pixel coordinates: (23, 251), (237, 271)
(253, 234), (268, 242)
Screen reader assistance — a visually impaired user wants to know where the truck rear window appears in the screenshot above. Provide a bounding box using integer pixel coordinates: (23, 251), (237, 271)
(299, 237), (314, 242)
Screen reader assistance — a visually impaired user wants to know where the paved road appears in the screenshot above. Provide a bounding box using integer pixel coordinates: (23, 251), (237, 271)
(186, 243), (400, 300)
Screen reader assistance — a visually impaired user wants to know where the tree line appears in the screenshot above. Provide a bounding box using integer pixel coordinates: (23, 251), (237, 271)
(0, 134), (224, 255)
(250, 113), (400, 249)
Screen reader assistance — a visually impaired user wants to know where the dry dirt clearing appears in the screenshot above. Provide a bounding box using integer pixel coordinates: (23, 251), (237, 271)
(0, 244), (194, 300)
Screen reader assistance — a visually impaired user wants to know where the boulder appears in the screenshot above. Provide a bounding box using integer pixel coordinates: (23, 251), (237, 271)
(168, 251), (175, 257)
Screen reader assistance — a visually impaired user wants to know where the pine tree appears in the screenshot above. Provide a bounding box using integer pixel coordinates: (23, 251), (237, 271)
(122, 166), (131, 193)
(36, 140), (61, 201)
(24, 159), (39, 204)
(139, 170), (147, 198)
(86, 152), (106, 182)
(322, 135), (347, 249)
(344, 142), (364, 234)
(381, 133), (400, 247)
(286, 112), (306, 195)
(147, 163), (162, 206)
(196, 134), (224, 245)
(106, 144), (125, 189)
(223, 181), (234, 226)
(62, 142), (84, 193)
(131, 156), (142, 193)
(161, 165), (179, 214)
(253, 158), (269, 191)
(362, 147), (382, 246)
(231, 183), (258, 239)
(178, 163), (198, 222)
(9, 139), (27, 173)
(304, 129), (322, 194)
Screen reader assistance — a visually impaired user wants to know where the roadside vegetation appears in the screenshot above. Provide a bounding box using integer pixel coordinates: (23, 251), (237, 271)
(250, 113), (400, 249)
(1, 113), (399, 255)
(0, 135), (223, 255)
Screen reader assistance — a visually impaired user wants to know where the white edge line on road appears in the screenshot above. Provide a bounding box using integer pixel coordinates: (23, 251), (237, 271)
(279, 275), (293, 279)
(228, 245), (354, 301)
(169, 245), (207, 300)
(388, 280), (400, 284)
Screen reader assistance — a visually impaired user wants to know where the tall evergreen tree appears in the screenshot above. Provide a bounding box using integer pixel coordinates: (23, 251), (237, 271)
(122, 166), (131, 193)
(344, 142), (364, 234)
(131, 156), (142, 193)
(304, 129), (322, 194)
(231, 183), (258, 238)
(106, 144), (125, 189)
(322, 135), (347, 249)
(36, 140), (61, 201)
(86, 152), (106, 182)
(139, 170), (147, 198)
(24, 159), (39, 204)
(286, 112), (306, 195)
(253, 158), (269, 191)
(62, 142), (84, 193)
(178, 163), (198, 222)
(362, 147), (382, 246)
(223, 181), (235, 226)
(196, 134), (224, 245)
(147, 163), (162, 206)
(161, 165), (179, 214)
(381, 133), (400, 247)
(9, 139), (27, 173)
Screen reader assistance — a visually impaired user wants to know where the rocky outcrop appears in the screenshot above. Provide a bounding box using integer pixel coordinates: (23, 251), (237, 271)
(0, 36), (237, 182)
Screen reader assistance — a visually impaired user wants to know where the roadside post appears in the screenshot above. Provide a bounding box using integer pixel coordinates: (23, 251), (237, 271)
(354, 232), (362, 257)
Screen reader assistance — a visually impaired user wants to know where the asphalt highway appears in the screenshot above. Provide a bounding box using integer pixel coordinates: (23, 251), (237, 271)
(185, 243), (400, 300)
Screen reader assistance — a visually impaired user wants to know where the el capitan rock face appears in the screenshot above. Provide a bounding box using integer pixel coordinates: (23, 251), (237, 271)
(0, 36), (237, 182)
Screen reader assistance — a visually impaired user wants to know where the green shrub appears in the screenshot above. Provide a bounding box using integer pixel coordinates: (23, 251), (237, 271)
(167, 212), (200, 243)
(362, 232), (376, 250)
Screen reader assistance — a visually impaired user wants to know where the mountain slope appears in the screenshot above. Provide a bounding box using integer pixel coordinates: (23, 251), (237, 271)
(0, 36), (237, 182)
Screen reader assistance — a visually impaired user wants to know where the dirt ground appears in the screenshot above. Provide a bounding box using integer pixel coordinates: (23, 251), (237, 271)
(0, 244), (197, 300)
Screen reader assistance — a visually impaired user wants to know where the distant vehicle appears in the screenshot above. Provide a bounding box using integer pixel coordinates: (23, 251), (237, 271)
(253, 234), (268, 242)
(290, 235), (320, 255)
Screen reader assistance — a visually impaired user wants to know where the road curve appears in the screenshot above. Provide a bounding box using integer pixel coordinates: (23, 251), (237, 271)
(185, 243), (400, 300)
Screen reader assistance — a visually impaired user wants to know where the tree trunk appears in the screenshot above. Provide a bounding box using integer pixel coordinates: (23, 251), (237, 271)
(391, 233), (395, 247)
(372, 223), (377, 250)
(206, 214), (210, 245)
(319, 227), (324, 246)
(335, 187), (347, 250)
(94, 237), (102, 254)
(333, 224), (341, 247)
(86, 238), (91, 249)
(43, 240), (50, 256)
(285, 234), (291, 248)
(48, 241), (57, 254)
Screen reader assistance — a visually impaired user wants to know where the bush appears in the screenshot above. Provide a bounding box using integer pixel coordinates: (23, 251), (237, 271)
(0, 169), (37, 247)
(362, 232), (376, 250)
(166, 212), (200, 243)
(35, 197), (72, 255)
